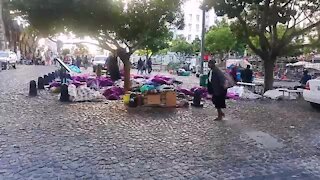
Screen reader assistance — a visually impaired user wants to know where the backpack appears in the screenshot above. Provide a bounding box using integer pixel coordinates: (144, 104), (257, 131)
(223, 71), (235, 89)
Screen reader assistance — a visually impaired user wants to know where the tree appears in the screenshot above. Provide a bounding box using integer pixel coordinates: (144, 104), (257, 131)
(62, 48), (70, 56)
(74, 44), (89, 56)
(205, 24), (237, 61)
(170, 39), (193, 56)
(136, 30), (173, 60)
(19, 26), (40, 58)
(191, 38), (201, 55)
(204, 0), (320, 91)
(11, 0), (183, 91)
(0, 0), (7, 50)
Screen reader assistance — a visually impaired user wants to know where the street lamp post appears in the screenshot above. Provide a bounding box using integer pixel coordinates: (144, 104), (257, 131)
(200, 7), (206, 75)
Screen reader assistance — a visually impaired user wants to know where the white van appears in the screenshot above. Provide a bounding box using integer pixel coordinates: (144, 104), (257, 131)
(0, 51), (18, 70)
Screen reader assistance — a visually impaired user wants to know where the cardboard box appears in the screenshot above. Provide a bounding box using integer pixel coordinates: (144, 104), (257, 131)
(164, 91), (177, 107)
(144, 94), (161, 105)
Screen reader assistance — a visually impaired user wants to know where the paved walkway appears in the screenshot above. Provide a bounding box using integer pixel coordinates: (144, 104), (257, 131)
(0, 65), (319, 179)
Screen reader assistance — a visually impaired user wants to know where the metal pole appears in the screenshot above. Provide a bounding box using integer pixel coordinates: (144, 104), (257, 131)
(200, 8), (206, 74)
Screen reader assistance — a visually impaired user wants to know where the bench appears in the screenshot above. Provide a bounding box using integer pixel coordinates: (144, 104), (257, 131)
(237, 82), (264, 94)
(278, 88), (303, 98)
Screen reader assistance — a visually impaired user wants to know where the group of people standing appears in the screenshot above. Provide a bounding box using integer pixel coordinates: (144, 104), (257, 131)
(229, 65), (254, 83)
(71, 55), (89, 69)
(137, 58), (152, 74)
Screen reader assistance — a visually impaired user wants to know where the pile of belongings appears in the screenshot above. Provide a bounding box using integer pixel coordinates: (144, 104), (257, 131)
(49, 74), (125, 102)
(130, 75), (179, 94)
(68, 84), (105, 102)
(177, 87), (209, 99)
(227, 86), (262, 100)
(263, 89), (298, 100)
(177, 85), (262, 101)
(177, 69), (191, 76)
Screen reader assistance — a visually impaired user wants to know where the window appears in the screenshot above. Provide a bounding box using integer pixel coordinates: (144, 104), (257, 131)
(188, 35), (192, 41)
(189, 14), (192, 21)
(196, 15), (200, 22)
(195, 35), (199, 39)
(196, 24), (200, 32)
(188, 24), (192, 31)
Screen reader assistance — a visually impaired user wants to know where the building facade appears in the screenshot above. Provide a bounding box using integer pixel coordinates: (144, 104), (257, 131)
(172, 0), (217, 43)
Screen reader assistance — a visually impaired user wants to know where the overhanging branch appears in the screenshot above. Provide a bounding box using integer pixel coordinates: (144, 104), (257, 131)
(287, 20), (320, 42)
(237, 15), (263, 57)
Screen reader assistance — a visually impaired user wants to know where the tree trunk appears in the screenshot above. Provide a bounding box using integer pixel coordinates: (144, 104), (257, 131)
(13, 33), (17, 53)
(0, 0), (6, 50)
(123, 60), (131, 92)
(107, 56), (121, 81)
(263, 59), (275, 92)
(117, 49), (132, 92)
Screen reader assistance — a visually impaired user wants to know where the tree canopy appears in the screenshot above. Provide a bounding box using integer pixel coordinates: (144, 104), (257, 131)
(205, 23), (237, 57)
(170, 39), (193, 56)
(204, 0), (320, 90)
(10, 0), (183, 91)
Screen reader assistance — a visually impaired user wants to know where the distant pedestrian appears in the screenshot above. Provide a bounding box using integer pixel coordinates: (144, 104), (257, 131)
(83, 55), (89, 69)
(241, 65), (253, 83)
(207, 60), (227, 121)
(137, 58), (143, 74)
(76, 56), (82, 68)
(142, 60), (147, 74)
(147, 58), (152, 74)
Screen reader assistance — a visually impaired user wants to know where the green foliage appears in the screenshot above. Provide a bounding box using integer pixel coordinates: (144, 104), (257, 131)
(136, 30), (173, 57)
(61, 48), (70, 56)
(10, 0), (183, 55)
(205, 24), (237, 55)
(204, 0), (320, 90)
(204, 0), (320, 59)
(191, 38), (201, 54)
(170, 39), (193, 55)
(74, 44), (89, 56)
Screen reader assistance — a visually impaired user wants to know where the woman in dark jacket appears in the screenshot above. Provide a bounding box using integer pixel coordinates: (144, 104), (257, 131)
(207, 60), (227, 121)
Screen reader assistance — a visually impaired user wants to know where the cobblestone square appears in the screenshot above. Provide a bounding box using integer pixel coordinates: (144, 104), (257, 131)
(0, 66), (319, 179)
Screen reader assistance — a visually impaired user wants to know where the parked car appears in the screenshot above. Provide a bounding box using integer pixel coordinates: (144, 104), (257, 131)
(303, 78), (320, 109)
(92, 55), (108, 72)
(0, 51), (18, 70)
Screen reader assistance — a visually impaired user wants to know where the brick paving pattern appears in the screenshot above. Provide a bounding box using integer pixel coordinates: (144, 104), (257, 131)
(0, 65), (319, 179)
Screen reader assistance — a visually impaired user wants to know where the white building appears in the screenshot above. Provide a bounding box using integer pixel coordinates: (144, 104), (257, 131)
(173, 0), (217, 43)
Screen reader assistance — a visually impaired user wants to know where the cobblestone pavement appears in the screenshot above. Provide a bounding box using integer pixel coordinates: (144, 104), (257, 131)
(0, 65), (320, 180)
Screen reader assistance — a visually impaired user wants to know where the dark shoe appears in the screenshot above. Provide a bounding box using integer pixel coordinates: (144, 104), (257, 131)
(214, 116), (223, 121)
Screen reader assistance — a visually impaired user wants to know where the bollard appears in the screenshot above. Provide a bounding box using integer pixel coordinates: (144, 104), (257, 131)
(29, 80), (37, 96)
(48, 73), (55, 82)
(54, 70), (59, 78)
(37, 77), (45, 89)
(43, 75), (49, 85)
(47, 73), (52, 83)
(191, 90), (203, 108)
(52, 72), (56, 79)
(60, 84), (70, 102)
(66, 73), (72, 80)
(61, 72), (67, 84)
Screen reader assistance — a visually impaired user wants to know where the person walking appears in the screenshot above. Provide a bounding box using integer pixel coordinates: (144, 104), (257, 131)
(147, 58), (152, 74)
(207, 60), (227, 121)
